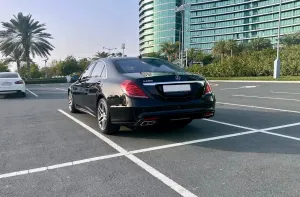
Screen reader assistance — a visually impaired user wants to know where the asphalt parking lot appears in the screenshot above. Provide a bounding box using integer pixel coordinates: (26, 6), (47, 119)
(1, 82), (300, 197)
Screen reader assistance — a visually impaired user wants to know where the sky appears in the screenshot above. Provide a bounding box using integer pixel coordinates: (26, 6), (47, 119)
(0, 0), (140, 71)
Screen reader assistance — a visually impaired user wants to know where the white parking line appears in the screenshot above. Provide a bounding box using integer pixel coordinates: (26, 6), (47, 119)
(270, 91), (300, 95)
(56, 88), (68, 92)
(58, 109), (197, 197)
(260, 131), (300, 141)
(0, 152), (123, 179)
(2, 117), (300, 182)
(129, 130), (258, 154)
(217, 102), (300, 114)
(232, 95), (300, 102)
(26, 89), (38, 97)
(220, 86), (257, 90)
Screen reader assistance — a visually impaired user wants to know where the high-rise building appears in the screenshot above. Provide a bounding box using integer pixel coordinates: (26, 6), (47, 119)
(139, 0), (182, 54)
(139, 0), (300, 54)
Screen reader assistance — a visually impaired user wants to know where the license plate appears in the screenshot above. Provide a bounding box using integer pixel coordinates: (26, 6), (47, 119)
(163, 84), (191, 92)
(1, 82), (12, 86)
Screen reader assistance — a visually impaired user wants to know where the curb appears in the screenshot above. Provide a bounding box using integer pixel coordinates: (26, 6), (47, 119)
(208, 80), (300, 84)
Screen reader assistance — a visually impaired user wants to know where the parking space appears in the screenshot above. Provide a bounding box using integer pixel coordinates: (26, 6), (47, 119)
(1, 82), (300, 197)
(137, 133), (300, 197)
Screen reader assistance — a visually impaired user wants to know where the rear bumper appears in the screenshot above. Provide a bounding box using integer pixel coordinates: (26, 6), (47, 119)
(110, 103), (215, 126)
(0, 86), (26, 94)
(0, 90), (24, 95)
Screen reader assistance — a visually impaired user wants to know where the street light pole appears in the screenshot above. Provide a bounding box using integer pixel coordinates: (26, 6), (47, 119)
(185, 48), (188, 68)
(121, 43), (125, 57)
(175, 1), (190, 68)
(43, 57), (48, 78)
(103, 47), (117, 55)
(274, 0), (282, 79)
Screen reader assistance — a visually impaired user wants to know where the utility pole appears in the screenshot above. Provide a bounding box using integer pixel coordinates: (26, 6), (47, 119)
(274, 0), (283, 79)
(103, 47), (117, 55)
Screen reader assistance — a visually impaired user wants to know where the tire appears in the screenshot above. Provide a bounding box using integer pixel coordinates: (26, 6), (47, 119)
(21, 92), (26, 97)
(97, 98), (120, 135)
(68, 91), (78, 113)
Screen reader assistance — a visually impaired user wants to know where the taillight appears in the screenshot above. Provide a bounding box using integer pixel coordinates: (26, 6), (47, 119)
(204, 82), (212, 94)
(120, 80), (148, 98)
(15, 80), (24, 84)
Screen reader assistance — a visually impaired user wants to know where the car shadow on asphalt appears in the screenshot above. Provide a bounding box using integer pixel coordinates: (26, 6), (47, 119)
(111, 107), (300, 154)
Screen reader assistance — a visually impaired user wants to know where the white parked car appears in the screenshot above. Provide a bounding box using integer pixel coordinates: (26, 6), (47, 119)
(0, 72), (26, 97)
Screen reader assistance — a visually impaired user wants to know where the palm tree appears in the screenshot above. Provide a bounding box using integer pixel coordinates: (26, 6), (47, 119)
(225, 39), (238, 57)
(3, 47), (24, 73)
(0, 12), (54, 78)
(212, 40), (227, 61)
(159, 41), (179, 61)
(92, 51), (109, 60)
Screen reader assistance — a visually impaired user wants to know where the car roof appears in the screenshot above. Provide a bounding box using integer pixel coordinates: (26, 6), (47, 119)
(94, 56), (160, 62)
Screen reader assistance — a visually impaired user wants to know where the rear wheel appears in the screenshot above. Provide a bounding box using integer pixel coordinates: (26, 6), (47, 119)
(97, 98), (120, 135)
(68, 92), (78, 113)
(21, 92), (26, 97)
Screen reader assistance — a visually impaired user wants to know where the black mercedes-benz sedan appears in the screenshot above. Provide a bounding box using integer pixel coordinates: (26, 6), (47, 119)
(68, 57), (216, 134)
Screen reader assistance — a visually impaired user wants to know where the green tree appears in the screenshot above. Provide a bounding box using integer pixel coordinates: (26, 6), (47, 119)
(212, 40), (227, 61)
(116, 52), (123, 57)
(93, 51), (109, 60)
(30, 63), (42, 78)
(280, 32), (300, 47)
(159, 41), (179, 61)
(60, 56), (81, 76)
(0, 12), (54, 78)
(249, 37), (272, 51)
(3, 47), (24, 73)
(78, 58), (90, 71)
(0, 60), (9, 72)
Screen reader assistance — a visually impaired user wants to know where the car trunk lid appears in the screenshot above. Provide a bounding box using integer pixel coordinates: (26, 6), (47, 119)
(123, 72), (206, 101)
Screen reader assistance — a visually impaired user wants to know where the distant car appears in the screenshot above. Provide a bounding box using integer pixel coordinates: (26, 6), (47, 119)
(70, 74), (79, 83)
(68, 57), (216, 134)
(0, 72), (26, 97)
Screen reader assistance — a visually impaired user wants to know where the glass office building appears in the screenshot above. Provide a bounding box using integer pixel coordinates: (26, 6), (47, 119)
(139, 0), (300, 54)
(187, 0), (300, 51)
(139, 0), (182, 54)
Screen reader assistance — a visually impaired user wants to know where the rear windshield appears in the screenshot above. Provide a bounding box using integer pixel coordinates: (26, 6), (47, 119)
(0, 73), (18, 78)
(114, 58), (185, 73)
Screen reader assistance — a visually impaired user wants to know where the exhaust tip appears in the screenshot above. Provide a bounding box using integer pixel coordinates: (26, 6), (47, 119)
(140, 120), (156, 126)
(203, 112), (214, 118)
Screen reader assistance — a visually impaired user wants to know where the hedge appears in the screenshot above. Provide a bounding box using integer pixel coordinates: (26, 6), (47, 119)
(187, 45), (300, 77)
(25, 77), (67, 84)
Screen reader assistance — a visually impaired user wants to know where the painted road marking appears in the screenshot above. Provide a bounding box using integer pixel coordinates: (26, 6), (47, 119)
(221, 86), (257, 90)
(56, 88), (68, 92)
(232, 95), (300, 102)
(26, 89), (38, 97)
(271, 91), (300, 95)
(0, 153), (123, 179)
(260, 131), (300, 141)
(217, 102), (300, 114)
(2, 117), (300, 182)
(58, 109), (197, 197)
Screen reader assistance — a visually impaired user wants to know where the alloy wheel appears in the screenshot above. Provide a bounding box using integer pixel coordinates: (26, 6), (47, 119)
(98, 103), (107, 130)
(68, 93), (73, 110)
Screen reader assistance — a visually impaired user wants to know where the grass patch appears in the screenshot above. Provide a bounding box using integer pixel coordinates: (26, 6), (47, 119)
(206, 76), (300, 81)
